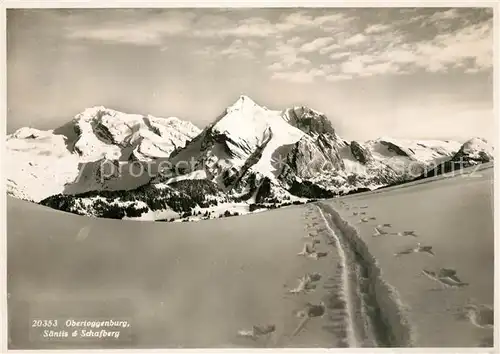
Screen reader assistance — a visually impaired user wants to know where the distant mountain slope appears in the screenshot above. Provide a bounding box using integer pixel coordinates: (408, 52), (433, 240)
(416, 137), (494, 179)
(7, 96), (493, 221)
(6, 107), (201, 202)
(71, 106), (199, 162)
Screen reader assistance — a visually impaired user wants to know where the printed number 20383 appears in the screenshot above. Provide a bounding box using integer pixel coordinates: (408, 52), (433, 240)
(31, 320), (58, 328)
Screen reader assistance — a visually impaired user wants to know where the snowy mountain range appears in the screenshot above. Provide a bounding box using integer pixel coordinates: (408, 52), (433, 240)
(6, 95), (494, 221)
(6, 107), (200, 202)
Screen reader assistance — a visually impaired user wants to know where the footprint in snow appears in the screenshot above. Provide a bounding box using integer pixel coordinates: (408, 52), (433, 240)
(372, 227), (391, 237)
(453, 301), (494, 329)
(310, 251), (328, 259)
(395, 230), (418, 237)
(463, 304), (494, 329)
(297, 243), (315, 256)
(297, 243), (328, 258)
(75, 225), (91, 242)
(288, 272), (322, 294)
(237, 324), (276, 340)
(394, 243), (435, 257)
(304, 231), (317, 238)
(422, 268), (469, 288)
(357, 216), (375, 223)
(291, 302), (326, 338)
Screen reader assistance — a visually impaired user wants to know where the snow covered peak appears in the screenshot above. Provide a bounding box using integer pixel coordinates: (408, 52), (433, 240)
(237, 94), (256, 103)
(8, 127), (54, 140)
(75, 106), (118, 122)
(461, 137), (492, 152)
(209, 96), (303, 161)
(6, 106), (201, 202)
(454, 137), (494, 162)
(226, 95), (265, 114)
(68, 106), (201, 161)
(238, 94), (253, 102)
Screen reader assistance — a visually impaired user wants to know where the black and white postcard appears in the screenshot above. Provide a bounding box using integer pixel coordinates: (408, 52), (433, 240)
(3, 3), (496, 351)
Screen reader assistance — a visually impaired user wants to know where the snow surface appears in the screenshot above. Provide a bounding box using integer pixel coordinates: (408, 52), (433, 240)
(164, 169), (208, 185)
(325, 164), (493, 347)
(370, 137), (462, 163)
(6, 129), (81, 202)
(7, 165), (493, 348)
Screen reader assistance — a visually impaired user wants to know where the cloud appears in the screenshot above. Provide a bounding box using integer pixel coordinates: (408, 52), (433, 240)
(329, 51), (351, 60)
(281, 11), (353, 30)
(299, 37), (334, 53)
(428, 8), (460, 22)
(271, 68), (326, 83)
(266, 37), (311, 71)
(286, 36), (303, 46)
(266, 38), (298, 57)
(325, 74), (353, 82)
(364, 62), (404, 76)
(268, 54), (311, 71)
(313, 13), (357, 32)
(66, 11), (196, 45)
(319, 43), (341, 55)
(59, 8), (493, 81)
(280, 12), (315, 27)
(267, 9), (492, 82)
(341, 59), (365, 75)
(410, 20), (492, 72)
(194, 46), (218, 57)
(219, 39), (259, 59)
(364, 23), (391, 34)
(271, 71), (315, 83)
(67, 28), (162, 46)
(323, 10), (493, 79)
(65, 12), (282, 44)
(194, 16), (280, 38)
(343, 33), (368, 46)
(63, 9), (359, 46)
(381, 48), (417, 64)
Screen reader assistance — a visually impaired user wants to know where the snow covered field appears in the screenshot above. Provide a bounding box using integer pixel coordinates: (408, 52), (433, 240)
(7, 164), (494, 348)
(322, 163), (494, 347)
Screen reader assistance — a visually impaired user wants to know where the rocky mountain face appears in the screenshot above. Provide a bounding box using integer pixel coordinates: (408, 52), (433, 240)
(6, 107), (201, 202)
(7, 96), (493, 221)
(417, 137), (494, 179)
(70, 106), (200, 162)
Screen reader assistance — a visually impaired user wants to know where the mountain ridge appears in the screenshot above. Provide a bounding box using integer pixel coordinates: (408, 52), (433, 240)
(6, 96), (494, 221)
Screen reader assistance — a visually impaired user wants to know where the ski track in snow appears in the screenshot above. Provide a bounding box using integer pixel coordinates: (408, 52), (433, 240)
(314, 206), (358, 347)
(301, 203), (415, 347)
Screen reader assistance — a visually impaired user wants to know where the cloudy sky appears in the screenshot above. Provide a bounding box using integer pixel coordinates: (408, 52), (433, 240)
(7, 7), (494, 142)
